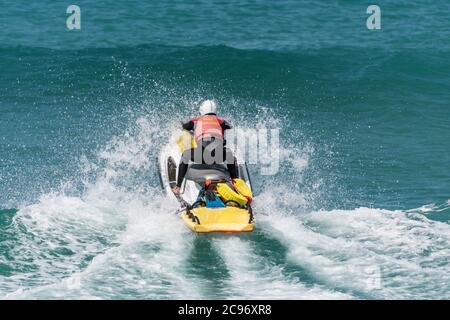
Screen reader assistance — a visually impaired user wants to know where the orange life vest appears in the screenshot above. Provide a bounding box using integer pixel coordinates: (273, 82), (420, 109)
(193, 115), (224, 142)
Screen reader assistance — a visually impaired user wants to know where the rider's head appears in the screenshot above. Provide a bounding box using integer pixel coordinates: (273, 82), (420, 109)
(198, 99), (217, 116)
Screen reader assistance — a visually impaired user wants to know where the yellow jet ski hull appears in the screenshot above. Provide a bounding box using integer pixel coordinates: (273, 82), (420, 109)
(180, 206), (255, 233)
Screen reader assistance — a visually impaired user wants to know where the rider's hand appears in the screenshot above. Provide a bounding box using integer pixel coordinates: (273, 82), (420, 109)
(172, 186), (181, 195)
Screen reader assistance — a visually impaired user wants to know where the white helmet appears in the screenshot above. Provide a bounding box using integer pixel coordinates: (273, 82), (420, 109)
(198, 99), (218, 116)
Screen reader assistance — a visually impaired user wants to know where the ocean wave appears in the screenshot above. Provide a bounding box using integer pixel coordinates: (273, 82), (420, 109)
(257, 204), (450, 299)
(1, 109), (449, 299)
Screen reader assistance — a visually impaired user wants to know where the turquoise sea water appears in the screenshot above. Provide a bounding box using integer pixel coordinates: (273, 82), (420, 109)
(1, 1), (450, 299)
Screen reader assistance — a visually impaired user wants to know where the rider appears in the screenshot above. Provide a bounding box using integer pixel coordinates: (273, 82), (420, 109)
(171, 100), (238, 195)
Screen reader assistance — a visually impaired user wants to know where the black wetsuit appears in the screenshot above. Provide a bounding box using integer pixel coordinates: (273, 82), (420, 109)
(176, 115), (237, 187)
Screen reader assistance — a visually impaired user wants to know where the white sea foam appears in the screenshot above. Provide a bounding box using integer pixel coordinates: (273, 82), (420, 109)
(257, 202), (450, 299)
(1, 116), (199, 299)
(5, 194), (198, 299)
(213, 237), (351, 299)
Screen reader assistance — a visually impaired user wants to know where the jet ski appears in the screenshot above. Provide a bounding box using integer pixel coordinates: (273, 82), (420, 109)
(158, 130), (255, 233)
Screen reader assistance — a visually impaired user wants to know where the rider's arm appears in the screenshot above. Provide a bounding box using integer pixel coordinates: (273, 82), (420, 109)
(221, 120), (232, 130)
(182, 119), (195, 131)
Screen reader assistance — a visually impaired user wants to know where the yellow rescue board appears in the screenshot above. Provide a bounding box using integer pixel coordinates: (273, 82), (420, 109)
(180, 206), (255, 233)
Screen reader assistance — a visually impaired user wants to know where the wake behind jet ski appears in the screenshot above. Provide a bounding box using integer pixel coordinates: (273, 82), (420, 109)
(158, 100), (255, 233)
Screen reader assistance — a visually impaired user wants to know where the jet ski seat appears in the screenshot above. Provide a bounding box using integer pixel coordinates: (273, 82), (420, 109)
(185, 164), (230, 182)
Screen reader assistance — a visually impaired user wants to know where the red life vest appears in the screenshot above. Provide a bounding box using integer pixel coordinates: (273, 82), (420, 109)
(192, 115), (224, 142)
